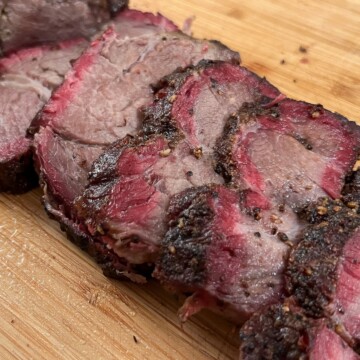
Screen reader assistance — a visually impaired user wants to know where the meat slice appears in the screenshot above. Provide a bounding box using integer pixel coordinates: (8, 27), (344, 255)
(76, 61), (279, 266)
(0, 8), (164, 194)
(154, 185), (292, 322)
(0, 39), (87, 193)
(154, 99), (360, 321)
(239, 184), (360, 359)
(33, 23), (240, 279)
(216, 99), (360, 211)
(239, 304), (360, 360)
(286, 197), (360, 351)
(0, 0), (128, 54)
(30, 10), (180, 200)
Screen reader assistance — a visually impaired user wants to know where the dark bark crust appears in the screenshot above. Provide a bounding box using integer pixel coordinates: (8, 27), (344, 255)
(154, 185), (218, 288)
(141, 59), (240, 141)
(342, 170), (360, 209)
(239, 304), (312, 360)
(0, 148), (38, 194)
(75, 134), (174, 226)
(214, 102), (266, 184)
(286, 197), (360, 318)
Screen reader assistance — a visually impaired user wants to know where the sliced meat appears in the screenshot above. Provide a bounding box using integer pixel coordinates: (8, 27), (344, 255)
(33, 22), (240, 279)
(0, 8), (162, 194)
(155, 99), (360, 321)
(0, 8), (163, 195)
(239, 304), (360, 360)
(216, 99), (360, 211)
(33, 34), (239, 209)
(286, 197), (360, 351)
(154, 185), (292, 322)
(0, 38), (87, 193)
(0, 0), (128, 54)
(240, 183), (360, 358)
(76, 61), (279, 266)
(141, 60), (281, 146)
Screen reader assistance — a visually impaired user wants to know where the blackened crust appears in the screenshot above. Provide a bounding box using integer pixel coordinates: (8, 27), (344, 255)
(342, 170), (360, 210)
(154, 185), (218, 288)
(215, 102), (265, 184)
(0, 148), (38, 194)
(286, 197), (360, 318)
(141, 60), (239, 141)
(106, 0), (129, 16)
(239, 304), (311, 359)
(76, 135), (162, 222)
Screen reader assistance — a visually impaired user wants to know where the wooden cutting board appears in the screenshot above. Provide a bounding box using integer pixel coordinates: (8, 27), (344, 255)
(0, 1), (359, 359)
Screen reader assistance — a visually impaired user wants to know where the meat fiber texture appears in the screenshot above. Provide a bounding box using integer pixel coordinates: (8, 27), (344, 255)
(76, 60), (278, 268)
(0, 0), (129, 54)
(0, 38), (87, 193)
(33, 12), (240, 281)
(154, 99), (360, 323)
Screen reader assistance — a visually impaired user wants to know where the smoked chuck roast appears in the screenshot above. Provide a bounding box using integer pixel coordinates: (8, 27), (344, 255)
(32, 17), (240, 281)
(3, 3), (360, 358)
(0, 0), (129, 54)
(154, 99), (360, 322)
(0, 39), (88, 193)
(75, 60), (278, 270)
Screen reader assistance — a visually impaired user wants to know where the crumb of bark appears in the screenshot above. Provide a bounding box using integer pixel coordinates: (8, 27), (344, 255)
(280, 59), (286, 65)
(133, 335), (138, 344)
(299, 46), (307, 53)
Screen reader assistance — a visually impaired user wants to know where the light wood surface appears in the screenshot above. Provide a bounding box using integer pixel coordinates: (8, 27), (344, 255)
(0, 1), (359, 359)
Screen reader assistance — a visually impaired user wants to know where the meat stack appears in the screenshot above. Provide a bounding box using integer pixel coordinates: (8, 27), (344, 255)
(1, 1), (360, 359)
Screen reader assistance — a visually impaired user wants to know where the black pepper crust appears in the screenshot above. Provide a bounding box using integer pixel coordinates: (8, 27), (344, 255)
(286, 197), (360, 318)
(76, 135), (161, 221)
(0, 147), (38, 194)
(154, 185), (218, 287)
(215, 102), (266, 184)
(239, 304), (312, 360)
(142, 60), (226, 141)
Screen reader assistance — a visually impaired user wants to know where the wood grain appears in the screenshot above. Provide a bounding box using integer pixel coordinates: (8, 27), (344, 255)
(0, 1), (359, 359)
